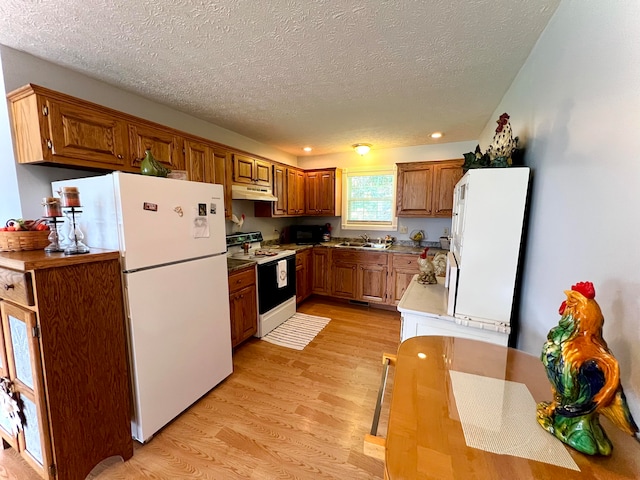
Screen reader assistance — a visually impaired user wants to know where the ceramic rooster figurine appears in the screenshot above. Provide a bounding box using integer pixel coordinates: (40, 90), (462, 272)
(485, 113), (517, 166)
(417, 247), (437, 285)
(230, 213), (245, 232)
(537, 281), (639, 455)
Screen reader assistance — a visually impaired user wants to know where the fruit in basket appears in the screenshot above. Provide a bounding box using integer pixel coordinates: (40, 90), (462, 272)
(1, 218), (49, 231)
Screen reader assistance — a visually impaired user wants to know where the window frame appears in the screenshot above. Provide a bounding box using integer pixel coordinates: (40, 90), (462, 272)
(341, 165), (398, 231)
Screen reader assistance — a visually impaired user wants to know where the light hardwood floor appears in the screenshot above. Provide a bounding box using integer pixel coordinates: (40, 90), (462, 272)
(0, 297), (400, 480)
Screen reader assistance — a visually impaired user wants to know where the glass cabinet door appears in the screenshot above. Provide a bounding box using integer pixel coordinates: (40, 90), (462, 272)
(0, 301), (52, 475)
(0, 301), (17, 447)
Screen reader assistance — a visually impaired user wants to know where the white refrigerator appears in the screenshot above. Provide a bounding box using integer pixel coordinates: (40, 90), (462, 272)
(398, 167), (530, 347)
(52, 172), (233, 442)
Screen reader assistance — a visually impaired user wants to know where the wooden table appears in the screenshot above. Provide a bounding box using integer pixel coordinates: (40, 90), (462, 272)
(385, 336), (640, 479)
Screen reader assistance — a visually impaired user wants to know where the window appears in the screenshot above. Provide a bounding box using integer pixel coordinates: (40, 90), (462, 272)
(341, 166), (397, 231)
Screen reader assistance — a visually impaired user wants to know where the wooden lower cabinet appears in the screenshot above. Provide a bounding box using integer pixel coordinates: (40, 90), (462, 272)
(228, 265), (258, 347)
(0, 251), (132, 480)
(388, 253), (421, 305)
(331, 250), (389, 304)
(311, 248), (330, 295)
(295, 249), (312, 304)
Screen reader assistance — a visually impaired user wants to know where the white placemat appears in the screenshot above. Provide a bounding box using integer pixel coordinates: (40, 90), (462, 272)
(449, 370), (580, 471)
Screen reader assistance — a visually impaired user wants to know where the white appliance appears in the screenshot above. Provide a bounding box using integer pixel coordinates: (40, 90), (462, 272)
(52, 172), (233, 442)
(398, 167), (530, 346)
(226, 232), (296, 337)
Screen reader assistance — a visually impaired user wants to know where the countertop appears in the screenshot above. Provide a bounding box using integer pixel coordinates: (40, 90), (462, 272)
(397, 274), (449, 317)
(225, 242), (448, 273)
(0, 248), (120, 271)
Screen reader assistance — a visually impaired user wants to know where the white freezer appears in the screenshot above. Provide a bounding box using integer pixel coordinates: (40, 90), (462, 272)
(124, 254), (232, 442)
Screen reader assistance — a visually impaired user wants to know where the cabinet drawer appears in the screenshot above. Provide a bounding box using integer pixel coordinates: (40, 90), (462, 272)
(0, 267), (34, 306)
(228, 267), (256, 294)
(392, 254), (419, 268)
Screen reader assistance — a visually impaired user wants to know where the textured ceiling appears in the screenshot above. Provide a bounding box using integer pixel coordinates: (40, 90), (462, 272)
(0, 0), (560, 156)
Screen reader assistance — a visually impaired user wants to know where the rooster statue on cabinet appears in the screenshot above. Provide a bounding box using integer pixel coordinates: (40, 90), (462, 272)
(537, 281), (639, 455)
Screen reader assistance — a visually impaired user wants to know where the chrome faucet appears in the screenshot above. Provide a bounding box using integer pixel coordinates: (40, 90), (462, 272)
(360, 233), (370, 242)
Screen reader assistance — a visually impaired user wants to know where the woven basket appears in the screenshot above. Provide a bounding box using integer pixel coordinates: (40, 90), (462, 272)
(0, 230), (50, 252)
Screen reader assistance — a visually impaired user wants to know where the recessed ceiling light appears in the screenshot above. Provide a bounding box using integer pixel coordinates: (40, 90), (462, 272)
(430, 132), (443, 139)
(303, 147), (312, 152)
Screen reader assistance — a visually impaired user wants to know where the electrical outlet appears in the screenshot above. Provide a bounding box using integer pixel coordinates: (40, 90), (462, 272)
(399, 225), (408, 234)
(444, 227), (450, 236)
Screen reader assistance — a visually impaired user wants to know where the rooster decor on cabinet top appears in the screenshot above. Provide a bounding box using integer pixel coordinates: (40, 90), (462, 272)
(537, 281), (639, 455)
(462, 113), (522, 171)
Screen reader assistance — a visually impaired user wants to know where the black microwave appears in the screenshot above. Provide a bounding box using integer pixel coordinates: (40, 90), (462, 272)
(290, 225), (324, 245)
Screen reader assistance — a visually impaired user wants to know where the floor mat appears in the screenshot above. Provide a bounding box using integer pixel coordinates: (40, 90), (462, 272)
(261, 313), (331, 350)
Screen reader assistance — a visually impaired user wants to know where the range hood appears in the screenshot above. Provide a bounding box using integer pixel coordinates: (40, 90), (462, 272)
(231, 184), (277, 202)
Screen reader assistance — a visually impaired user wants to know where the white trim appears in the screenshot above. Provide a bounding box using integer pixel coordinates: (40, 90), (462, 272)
(341, 165), (398, 231)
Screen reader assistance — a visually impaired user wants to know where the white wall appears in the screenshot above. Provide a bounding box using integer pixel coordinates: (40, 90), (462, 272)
(479, 1), (640, 419)
(294, 141), (477, 243)
(0, 46), (296, 221)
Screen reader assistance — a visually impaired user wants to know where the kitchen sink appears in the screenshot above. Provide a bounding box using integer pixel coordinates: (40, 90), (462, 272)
(335, 241), (390, 250)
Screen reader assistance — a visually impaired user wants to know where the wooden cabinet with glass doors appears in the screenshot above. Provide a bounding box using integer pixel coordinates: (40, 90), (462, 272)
(0, 251), (132, 480)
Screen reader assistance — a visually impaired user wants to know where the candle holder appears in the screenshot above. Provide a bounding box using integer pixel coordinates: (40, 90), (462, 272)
(63, 207), (89, 255)
(44, 217), (66, 253)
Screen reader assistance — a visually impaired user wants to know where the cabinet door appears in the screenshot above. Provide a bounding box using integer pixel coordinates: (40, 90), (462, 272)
(129, 122), (185, 171)
(396, 163), (434, 217)
(305, 171), (320, 215)
(273, 165), (288, 216)
(331, 262), (357, 299)
(46, 98), (129, 169)
(317, 170), (336, 215)
(0, 303), (16, 449)
(213, 148), (232, 219)
(433, 161), (464, 217)
(358, 264), (388, 303)
(287, 168), (306, 215)
(389, 254), (421, 305)
(185, 139), (210, 182)
(0, 302), (52, 477)
(229, 284), (257, 347)
(295, 250), (312, 304)
(254, 159), (272, 186)
(311, 249), (330, 295)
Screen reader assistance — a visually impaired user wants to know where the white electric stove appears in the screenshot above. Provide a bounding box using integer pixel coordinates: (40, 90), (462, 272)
(226, 232), (296, 336)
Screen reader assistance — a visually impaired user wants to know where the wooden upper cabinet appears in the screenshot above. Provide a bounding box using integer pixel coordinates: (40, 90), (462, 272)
(185, 139), (232, 219)
(8, 84), (131, 170)
(272, 164), (288, 216)
(432, 160), (464, 217)
(129, 122), (185, 171)
(287, 167), (305, 215)
(185, 139), (209, 182)
(396, 159), (463, 217)
(306, 168), (342, 216)
(232, 154), (271, 187)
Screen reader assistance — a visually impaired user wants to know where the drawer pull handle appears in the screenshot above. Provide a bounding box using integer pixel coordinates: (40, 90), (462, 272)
(3, 284), (14, 291)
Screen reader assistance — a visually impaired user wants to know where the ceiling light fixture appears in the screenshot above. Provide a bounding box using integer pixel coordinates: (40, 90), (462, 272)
(303, 146), (312, 152)
(430, 132), (443, 139)
(353, 143), (372, 156)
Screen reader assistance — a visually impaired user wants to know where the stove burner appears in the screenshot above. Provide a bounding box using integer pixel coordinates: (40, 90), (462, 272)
(254, 250), (278, 257)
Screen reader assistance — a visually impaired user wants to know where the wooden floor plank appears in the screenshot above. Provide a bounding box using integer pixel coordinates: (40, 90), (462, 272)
(0, 296), (400, 479)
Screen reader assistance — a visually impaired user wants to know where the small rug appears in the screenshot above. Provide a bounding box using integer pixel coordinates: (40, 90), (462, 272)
(261, 313), (331, 350)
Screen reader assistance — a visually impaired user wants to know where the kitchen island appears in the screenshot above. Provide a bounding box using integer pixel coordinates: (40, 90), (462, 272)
(397, 274), (510, 346)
